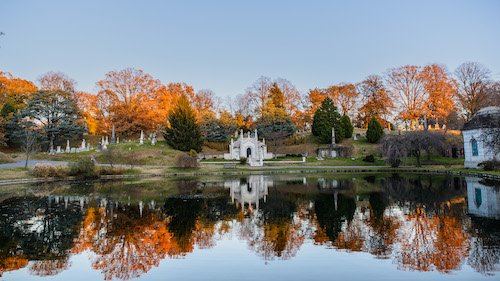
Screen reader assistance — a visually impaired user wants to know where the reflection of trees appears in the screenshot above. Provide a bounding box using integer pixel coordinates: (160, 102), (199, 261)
(313, 193), (356, 244)
(0, 196), (83, 277)
(74, 204), (181, 280)
(395, 205), (469, 273)
(467, 217), (500, 276)
(241, 192), (307, 260)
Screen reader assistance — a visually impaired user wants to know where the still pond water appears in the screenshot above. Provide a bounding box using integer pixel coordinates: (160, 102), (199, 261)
(0, 173), (499, 281)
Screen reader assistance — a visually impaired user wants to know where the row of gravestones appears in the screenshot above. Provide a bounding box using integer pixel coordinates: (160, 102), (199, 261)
(51, 130), (158, 154)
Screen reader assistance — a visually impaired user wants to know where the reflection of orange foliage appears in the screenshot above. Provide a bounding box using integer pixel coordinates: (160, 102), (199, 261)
(397, 206), (469, 273)
(432, 216), (469, 273)
(194, 221), (216, 249)
(29, 258), (69, 277)
(335, 220), (364, 252)
(72, 206), (186, 280)
(252, 220), (305, 260)
(0, 256), (29, 276)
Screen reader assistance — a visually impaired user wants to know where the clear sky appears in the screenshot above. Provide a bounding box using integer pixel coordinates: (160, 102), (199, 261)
(1, 0), (499, 98)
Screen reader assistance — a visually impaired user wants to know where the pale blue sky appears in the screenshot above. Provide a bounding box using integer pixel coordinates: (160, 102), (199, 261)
(1, 0), (499, 97)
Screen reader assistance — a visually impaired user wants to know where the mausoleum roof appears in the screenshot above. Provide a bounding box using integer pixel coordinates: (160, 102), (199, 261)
(462, 106), (500, 130)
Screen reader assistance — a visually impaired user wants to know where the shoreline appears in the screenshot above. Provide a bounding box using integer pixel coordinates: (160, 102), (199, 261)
(1, 166), (499, 186)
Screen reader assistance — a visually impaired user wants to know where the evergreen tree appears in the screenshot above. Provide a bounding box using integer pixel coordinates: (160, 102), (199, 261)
(341, 114), (354, 138)
(366, 116), (384, 143)
(17, 90), (84, 151)
(312, 97), (344, 143)
(164, 94), (203, 152)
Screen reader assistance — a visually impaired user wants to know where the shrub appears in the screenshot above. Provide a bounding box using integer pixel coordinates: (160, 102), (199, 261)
(366, 116), (384, 143)
(479, 160), (500, 171)
(30, 164), (68, 178)
(239, 157), (247, 165)
(69, 158), (97, 179)
(0, 152), (15, 164)
(363, 154), (375, 162)
(98, 166), (126, 175)
(175, 153), (199, 169)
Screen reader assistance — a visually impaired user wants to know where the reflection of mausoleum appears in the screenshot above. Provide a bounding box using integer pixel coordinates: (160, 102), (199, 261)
(224, 129), (273, 166)
(466, 177), (500, 219)
(224, 175), (271, 212)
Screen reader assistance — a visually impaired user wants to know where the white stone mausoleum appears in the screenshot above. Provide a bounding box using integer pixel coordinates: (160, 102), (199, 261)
(224, 129), (273, 166)
(462, 106), (500, 169)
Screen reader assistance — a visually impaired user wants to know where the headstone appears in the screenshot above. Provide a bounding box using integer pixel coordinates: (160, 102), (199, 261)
(87, 143), (91, 151)
(105, 136), (109, 146)
(117, 137), (120, 144)
(56, 146), (62, 153)
(81, 139), (86, 150)
(102, 141), (108, 150)
(66, 140), (70, 153)
(151, 134), (157, 145)
(140, 130), (144, 145)
(111, 125), (116, 144)
(101, 136), (105, 146)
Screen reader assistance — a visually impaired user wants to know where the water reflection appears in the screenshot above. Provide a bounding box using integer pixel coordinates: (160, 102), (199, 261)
(0, 174), (499, 280)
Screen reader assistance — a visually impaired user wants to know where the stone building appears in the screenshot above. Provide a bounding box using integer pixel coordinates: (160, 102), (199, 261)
(224, 129), (273, 166)
(462, 106), (500, 168)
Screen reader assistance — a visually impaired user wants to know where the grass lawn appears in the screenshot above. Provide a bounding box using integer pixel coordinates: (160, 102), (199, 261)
(0, 168), (30, 180)
(31, 141), (180, 166)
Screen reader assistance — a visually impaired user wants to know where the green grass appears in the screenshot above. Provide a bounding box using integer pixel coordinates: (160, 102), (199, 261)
(31, 141), (180, 166)
(305, 157), (386, 166)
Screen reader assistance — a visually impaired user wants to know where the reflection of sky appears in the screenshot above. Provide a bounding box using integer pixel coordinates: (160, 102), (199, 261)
(4, 238), (491, 281)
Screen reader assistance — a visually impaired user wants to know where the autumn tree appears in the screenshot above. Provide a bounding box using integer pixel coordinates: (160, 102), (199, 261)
(0, 71), (38, 110)
(193, 89), (217, 121)
(164, 94), (203, 152)
(357, 75), (393, 129)
(419, 64), (457, 128)
(454, 62), (491, 121)
(38, 71), (76, 93)
(386, 65), (426, 130)
(274, 78), (303, 124)
(96, 68), (164, 136)
(326, 83), (359, 116)
(312, 97), (344, 144)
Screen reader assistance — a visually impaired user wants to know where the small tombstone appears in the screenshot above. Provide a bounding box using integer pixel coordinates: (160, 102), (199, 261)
(81, 139), (86, 150)
(140, 130), (144, 145)
(151, 135), (157, 145)
(111, 125), (116, 144)
(102, 142), (108, 150)
(117, 137), (120, 144)
(66, 140), (70, 153)
(56, 146), (62, 153)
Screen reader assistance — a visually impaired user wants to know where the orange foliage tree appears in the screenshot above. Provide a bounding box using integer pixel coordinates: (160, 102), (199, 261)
(419, 64), (457, 128)
(96, 68), (165, 136)
(357, 75), (393, 129)
(386, 65), (426, 130)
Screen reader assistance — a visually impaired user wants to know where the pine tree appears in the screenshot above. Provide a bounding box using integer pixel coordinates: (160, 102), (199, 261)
(341, 114), (353, 138)
(366, 116), (384, 143)
(312, 97), (344, 143)
(164, 94), (203, 152)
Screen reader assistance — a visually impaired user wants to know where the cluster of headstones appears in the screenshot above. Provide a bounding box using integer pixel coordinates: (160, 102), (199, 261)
(54, 139), (91, 154)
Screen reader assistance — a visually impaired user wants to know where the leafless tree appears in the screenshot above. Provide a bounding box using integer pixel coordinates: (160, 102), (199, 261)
(454, 62), (491, 121)
(38, 71), (77, 93)
(246, 76), (272, 116)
